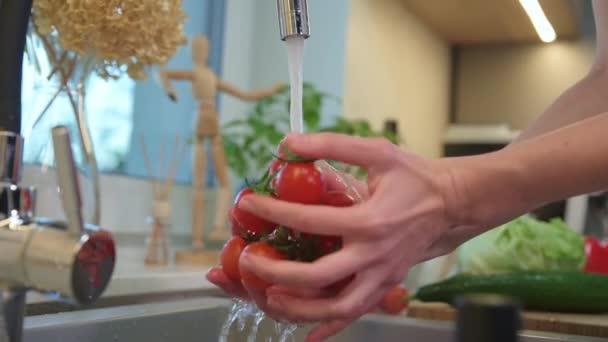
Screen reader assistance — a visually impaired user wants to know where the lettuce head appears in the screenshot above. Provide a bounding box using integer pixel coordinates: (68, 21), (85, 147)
(457, 215), (585, 275)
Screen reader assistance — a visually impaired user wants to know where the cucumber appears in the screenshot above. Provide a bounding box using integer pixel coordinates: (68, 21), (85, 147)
(412, 271), (608, 313)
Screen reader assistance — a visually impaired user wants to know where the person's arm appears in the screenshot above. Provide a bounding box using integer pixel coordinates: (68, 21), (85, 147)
(231, 112), (608, 340)
(429, 112), (608, 260)
(217, 80), (284, 101)
(158, 69), (194, 101)
(513, 0), (608, 143)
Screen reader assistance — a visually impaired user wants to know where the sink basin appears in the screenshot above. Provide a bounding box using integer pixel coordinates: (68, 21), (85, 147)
(22, 297), (604, 342)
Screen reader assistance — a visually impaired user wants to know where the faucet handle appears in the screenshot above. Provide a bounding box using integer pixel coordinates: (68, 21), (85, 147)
(51, 126), (83, 236)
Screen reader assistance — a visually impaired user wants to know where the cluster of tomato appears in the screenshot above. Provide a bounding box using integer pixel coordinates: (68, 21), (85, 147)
(219, 146), (352, 292)
(218, 145), (409, 315)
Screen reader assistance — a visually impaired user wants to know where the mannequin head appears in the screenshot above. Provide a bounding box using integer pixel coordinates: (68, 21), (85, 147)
(192, 34), (209, 66)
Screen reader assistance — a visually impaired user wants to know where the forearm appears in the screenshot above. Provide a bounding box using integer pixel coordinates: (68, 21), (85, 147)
(513, 67), (608, 143)
(159, 70), (192, 90)
(514, 0), (608, 143)
(159, 74), (174, 93)
(219, 80), (281, 101)
(454, 112), (608, 230)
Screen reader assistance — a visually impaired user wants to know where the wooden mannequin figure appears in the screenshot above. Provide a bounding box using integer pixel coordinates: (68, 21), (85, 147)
(160, 34), (282, 263)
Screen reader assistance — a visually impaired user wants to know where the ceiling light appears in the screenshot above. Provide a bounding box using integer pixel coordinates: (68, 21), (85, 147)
(519, 0), (557, 43)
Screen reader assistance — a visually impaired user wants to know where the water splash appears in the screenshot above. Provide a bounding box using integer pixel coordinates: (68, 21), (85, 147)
(246, 310), (265, 342)
(277, 321), (297, 342)
(219, 300), (253, 342)
(218, 300), (298, 342)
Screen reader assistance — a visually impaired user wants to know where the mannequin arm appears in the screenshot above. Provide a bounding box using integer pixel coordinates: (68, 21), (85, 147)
(158, 69), (194, 102)
(218, 80), (284, 102)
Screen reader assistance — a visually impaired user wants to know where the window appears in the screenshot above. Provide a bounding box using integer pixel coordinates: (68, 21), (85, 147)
(21, 0), (226, 186)
(21, 52), (136, 173)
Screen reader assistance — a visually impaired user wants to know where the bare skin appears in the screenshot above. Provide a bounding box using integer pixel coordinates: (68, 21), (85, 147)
(208, 1), (608, 340)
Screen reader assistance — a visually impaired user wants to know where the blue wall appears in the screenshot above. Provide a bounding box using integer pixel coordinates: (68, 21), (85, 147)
(124, 0), (226, 185)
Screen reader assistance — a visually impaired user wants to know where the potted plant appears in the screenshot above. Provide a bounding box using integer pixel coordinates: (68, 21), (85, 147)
(221, 82), (400, 181)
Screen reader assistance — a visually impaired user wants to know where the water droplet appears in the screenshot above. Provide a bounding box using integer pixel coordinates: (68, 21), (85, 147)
(246, 311), (265, 342)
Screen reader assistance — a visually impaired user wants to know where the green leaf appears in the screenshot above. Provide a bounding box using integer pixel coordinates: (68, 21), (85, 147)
(303, 92), (322, 131)
(267, 127), (284, 146)
(222, 119), (248, 130)
(351, 120), (372, 136)
(223, 137), (248, 178)
(243, 135), (257, 150)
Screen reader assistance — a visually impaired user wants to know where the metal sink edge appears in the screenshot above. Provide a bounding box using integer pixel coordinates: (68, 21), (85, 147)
(22, 297), (607, 342)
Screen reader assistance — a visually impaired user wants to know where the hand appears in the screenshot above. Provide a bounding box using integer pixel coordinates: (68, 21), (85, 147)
(236, 133), (466, 341)
(167, 89), (178, 102)
(206, 169), (370, 316)
(206, 266), (285, 319)
(206, 266), (356, 323)
(272, 81), (286, 94)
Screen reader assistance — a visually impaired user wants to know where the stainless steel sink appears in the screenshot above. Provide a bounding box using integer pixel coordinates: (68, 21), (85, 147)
(22, 297), (605, 342)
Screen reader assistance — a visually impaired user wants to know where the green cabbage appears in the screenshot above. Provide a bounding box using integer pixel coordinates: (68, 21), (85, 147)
(457, 215), (585, 275)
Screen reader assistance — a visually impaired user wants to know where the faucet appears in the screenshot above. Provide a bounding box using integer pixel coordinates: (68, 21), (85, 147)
(0, 1), (116, 341)
(277, 0), (310, 40)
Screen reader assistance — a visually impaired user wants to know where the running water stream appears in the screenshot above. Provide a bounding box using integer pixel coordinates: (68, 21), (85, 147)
(286, 36), (305, 134)
(217, 36), (306, 342)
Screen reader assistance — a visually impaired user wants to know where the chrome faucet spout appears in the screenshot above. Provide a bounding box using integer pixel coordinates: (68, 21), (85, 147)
(277, 0), (310, 40)
(0, 1), (114, 341)
(52, 126), (84, 236)
(0, 127), (116, 342)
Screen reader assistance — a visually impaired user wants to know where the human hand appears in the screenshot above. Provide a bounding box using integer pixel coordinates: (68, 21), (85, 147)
(207, 266), (354, 323)
(206, 163), (370, 318)
(236, 133), (466, 341)
(272, 81), (287, 94)
(167, 89), (178, 102)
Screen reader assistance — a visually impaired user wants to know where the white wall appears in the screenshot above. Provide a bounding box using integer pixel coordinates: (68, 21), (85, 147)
(23, 165), (216, 236)
(219, 0), (257, 124)
(455, 40), (596, 129)
(341, 0), (452, 287)
(342, 0), (451, 158)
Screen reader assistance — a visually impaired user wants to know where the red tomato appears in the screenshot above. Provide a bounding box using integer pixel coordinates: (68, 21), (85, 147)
(274, 162), (324, 204)
(584, 237), (608, 274)
(323, 191), (356, 207)
(232, 188), (278, 237)
(220, 236), (247, 282)
(268, 158), (285, 175)
(240, 242), (285, 291)
(380, 285), (409, 315)
(228, 206), (241, 236)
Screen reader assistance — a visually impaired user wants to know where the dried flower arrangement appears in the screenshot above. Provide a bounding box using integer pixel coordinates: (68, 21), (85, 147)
(31, 0), (188, 80)
(23, 0), (188, 225)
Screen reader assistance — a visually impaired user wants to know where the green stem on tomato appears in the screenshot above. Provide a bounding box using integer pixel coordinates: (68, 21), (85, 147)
(271, 152), (316, 164)
(249, 169), (279, 195)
